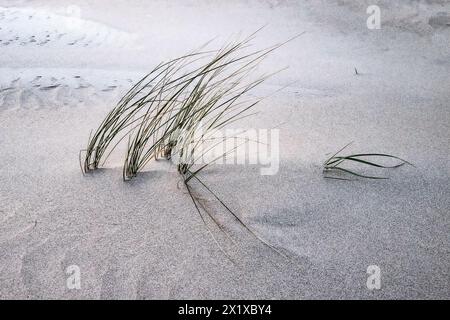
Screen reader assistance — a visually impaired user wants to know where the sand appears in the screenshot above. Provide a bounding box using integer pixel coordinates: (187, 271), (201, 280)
(0, 0), (449, 299)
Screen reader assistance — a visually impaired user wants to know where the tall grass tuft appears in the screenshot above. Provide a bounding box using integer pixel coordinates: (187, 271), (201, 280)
(81, 31), (299, 261)
(82, 31), (298, 181)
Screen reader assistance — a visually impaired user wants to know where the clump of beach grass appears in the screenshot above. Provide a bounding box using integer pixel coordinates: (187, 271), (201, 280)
(81, 31), (299, 262)
(81, 48), (213, 174)
(82, 30), (299, 181)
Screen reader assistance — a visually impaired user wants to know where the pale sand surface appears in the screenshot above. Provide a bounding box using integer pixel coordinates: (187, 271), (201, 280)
(0, 0), (449, 299)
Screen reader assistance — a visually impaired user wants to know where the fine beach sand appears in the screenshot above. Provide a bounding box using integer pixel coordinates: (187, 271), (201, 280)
(0, 0), (449, 299)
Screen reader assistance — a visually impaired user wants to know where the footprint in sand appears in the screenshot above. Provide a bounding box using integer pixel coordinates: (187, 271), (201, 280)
(0, 6), (138, 48)
(0, 72), (139, 111)
(101, 85), (118, 92)
(39, 84), (60, 91)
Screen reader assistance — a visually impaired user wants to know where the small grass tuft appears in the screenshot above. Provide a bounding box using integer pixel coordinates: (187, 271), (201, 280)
(323, 142), (413, 180)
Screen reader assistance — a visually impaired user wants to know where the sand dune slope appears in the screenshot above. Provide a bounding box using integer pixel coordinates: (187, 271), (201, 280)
(0, 0), (449, 299)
